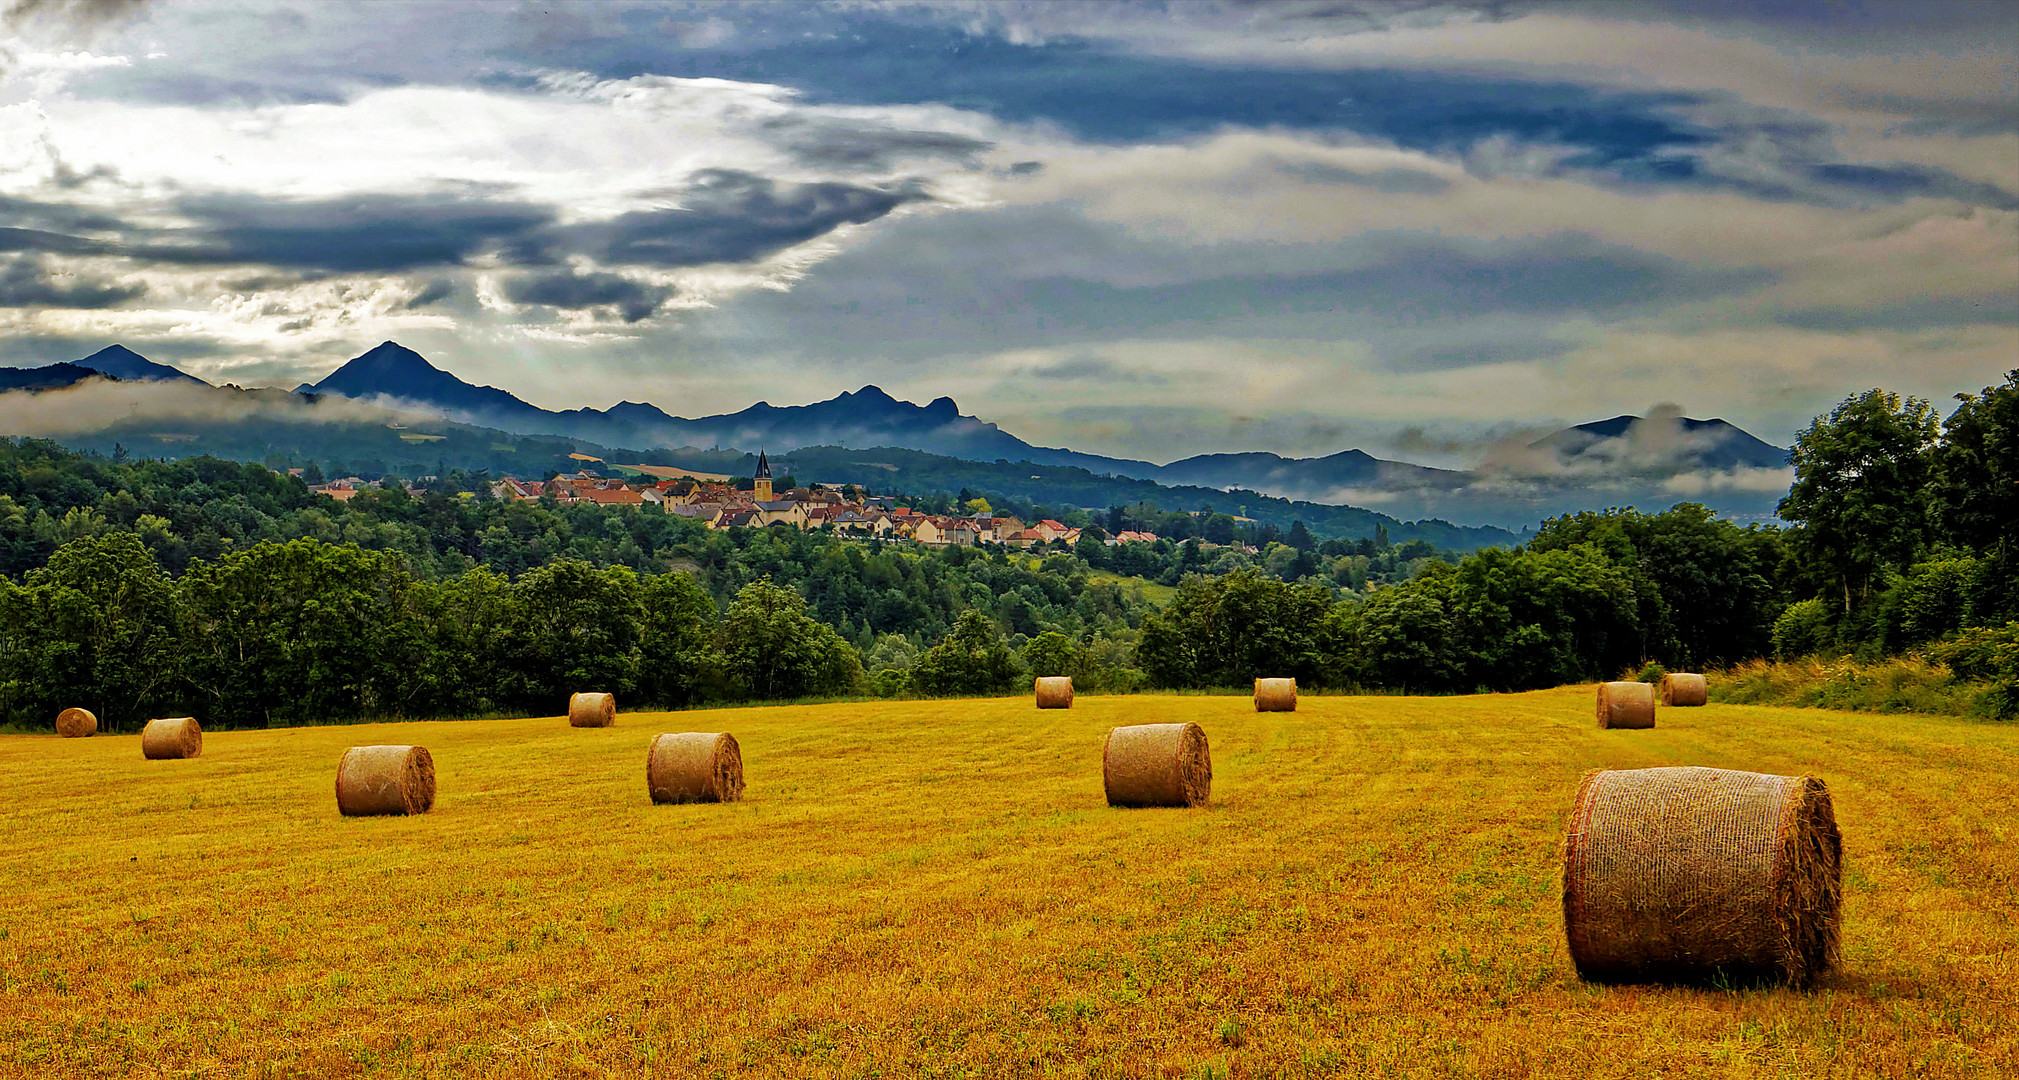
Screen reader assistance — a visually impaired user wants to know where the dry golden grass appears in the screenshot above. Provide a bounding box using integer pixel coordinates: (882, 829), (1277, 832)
(0, 688), (2013, 1078)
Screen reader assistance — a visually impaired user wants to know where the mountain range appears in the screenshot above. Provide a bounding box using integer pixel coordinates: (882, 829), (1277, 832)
(3, 341), (1794, 530)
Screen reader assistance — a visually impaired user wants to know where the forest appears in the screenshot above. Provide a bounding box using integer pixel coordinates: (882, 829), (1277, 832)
(0, 372), (2011, 729)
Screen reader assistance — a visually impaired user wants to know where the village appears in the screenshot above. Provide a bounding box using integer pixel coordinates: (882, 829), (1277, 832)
(311, 450), (1178, 550)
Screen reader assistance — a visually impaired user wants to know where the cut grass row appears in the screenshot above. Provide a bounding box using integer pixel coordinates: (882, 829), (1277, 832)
(0, 688), (2012, 1078)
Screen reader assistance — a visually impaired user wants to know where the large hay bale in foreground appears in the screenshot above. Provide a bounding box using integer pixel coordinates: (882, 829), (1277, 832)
(1103, 722), (1212, 808)
(335, 745), (436, 816)
(1595, 681), (1656, 729)
(1034, 676), (1075, 709)
(568, 692), (616, 728)
(1661, 672), (1709, 707)
(647, 733), (744, 804)
(1562, 766), (1842, 988)
(1253, 678), (1297, 712)
(140, 717), (201, 760)
(55, 707), (97, 738)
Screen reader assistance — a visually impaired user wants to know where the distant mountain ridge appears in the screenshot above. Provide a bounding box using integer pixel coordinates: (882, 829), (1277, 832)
(294, 342), (1486, 489)
(6, 341), (1797, 528)
(0, 362), (113, 394)
(0, 344), (213, 394)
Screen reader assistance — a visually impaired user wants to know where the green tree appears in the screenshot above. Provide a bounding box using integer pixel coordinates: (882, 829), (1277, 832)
(716, 579), (862, 700)
(637, 571), (718, 706)
(1136, 569), (1336, 688)
(0, 534), (180, 730)
(501, 559), (646, 710)
(1021, 630), (1081, 679)
(1779, 389), (1939, 613)
(1352, 570), (1462, 693)
(179, 540), (424, 726)
(911, 609), (1023, 695)
(1930, 370), (2017, 556)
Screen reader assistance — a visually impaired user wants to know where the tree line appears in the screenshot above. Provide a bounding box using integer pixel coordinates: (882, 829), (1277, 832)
(2, 370), (2011, 728)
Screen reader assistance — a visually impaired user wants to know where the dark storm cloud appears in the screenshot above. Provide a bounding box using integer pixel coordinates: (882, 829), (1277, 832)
(0, 167), (937, 327)
(501, 269), (670, 322)
(0, 193), (129, 237)
(1771, 294), (2019, 334)
(404, 277), (455, 309)
(146, 193), (559, 273)
(1388, 327), (1582, 372)
(554, 169), (931, 269)
(0, 226), (111, 255)
(1805, 164), (2019, 210)
(525, 15), (2010, 211)
(761, 116), (995, 172)
(0, 253), (144, 308)
(1027, 356), (1168, 384)
(0, 0), (148, 33)
(998, 233), (1775, 333)
(1275, 160), (1452, 195)
(692, 205), (1774, 367)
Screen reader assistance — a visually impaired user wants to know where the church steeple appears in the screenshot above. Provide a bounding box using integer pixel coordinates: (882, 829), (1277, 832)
(753, 449), (773, 502)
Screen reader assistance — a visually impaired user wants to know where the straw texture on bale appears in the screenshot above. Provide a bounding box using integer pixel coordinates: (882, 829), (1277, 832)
(1562, 766), (1842, 988)
(1034, 676), (1075, 709)
(1661, 672), (1709, 707)
(335, 745), (436, 817)
(55, 707), (96, 738)
(1595, 681), (1656, 729)
(140, 717), (201, 759)
(568, 691), (616, 728)
(1103, 722), (1212, 808)
(1253, 678), (1298, 712)
(647, 733), (745, 804)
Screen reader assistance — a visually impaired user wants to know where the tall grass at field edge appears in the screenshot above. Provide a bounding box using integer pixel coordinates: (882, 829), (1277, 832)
(1706, 654), (2005, 720)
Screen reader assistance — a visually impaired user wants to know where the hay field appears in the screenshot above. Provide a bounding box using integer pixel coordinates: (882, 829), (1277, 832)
(1, 688), (2012, 1078)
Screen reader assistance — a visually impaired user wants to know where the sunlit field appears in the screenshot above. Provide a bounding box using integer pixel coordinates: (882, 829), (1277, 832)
(2, 688), (2013, 1078)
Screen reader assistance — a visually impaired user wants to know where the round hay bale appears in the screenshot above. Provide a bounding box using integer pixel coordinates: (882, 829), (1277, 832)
(1103, 722), (1211, 808)
(55, 707), (97, 738)
(140, 717), (201, 760)
(1661, 672), (1709, 707)
(1563, 766), (1842, 987)
(1595, 681), (1656, 729)
(647, 733), (744, 804)
(1034, 676), (1075, 709)
(568, 692), (616, 728)
(1253, 678), (1298, 712)
(335, 745), (436, 817)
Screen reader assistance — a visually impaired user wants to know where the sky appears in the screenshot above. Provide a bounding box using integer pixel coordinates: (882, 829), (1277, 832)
(0, 0), (2013, 468)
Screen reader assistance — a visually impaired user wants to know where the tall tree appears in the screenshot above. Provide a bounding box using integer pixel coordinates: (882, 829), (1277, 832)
(716, 579), (861, 700)
(911, 608), (1022, 696)
(1778, 389), (1939, 612)
(0, 534), (180, 730)
(1930, 370), (2017, 556)
(179, 540), (423, 726)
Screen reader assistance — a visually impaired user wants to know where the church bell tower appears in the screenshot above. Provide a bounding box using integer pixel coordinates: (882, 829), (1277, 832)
(754, 449), (773, 502)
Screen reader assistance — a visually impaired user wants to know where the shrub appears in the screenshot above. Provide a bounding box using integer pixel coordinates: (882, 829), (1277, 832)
(1772, 598), (1837, 658)
(1929, 622), (2019, 720)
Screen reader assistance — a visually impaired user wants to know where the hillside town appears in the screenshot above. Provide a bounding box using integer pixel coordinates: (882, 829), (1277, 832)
(310, 450), (1177, 550)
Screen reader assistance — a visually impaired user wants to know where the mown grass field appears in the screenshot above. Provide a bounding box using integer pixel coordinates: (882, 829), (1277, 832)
(2, 689), (2013, 1078)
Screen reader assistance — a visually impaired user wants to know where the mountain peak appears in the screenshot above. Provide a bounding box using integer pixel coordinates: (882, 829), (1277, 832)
(310, 341), (545, 422)
(71, 344), (209, 386)
(353, 340), (436, 370)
